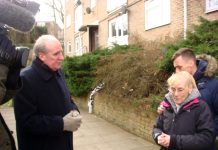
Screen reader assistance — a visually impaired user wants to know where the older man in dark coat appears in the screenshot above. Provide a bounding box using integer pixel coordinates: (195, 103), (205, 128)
(14, 35), (82, 150)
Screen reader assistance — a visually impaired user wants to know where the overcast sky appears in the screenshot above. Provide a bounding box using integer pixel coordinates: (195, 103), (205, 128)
(33, 0), (54, 22)
(32, 0), (64, 28)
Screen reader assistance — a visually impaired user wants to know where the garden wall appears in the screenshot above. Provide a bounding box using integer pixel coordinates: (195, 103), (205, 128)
(73, 92), (157, 143)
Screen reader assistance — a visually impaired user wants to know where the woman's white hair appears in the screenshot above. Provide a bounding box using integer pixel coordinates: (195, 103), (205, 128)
(167, 71), (197, 89)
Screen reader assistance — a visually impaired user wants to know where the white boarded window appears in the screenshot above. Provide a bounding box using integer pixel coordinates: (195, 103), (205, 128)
(91, 0), (96, 9)
(107, 0), (127, 12)
(145, 0), (170, 30)
(75, 5), (83, 32)
(66, 15), (71, 28)
(206, 0), (218, 12)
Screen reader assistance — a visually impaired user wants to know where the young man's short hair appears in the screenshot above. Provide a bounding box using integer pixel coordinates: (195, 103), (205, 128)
(171, 48), (196, 62)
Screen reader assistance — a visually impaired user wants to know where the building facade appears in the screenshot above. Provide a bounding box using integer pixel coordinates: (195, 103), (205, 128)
(64, 0), (218, 56)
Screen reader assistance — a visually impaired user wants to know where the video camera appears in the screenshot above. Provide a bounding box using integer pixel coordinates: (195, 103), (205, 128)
(0, 0), (40, 68)
(0, 23), (29, 69)
(9, 0), (40, 16)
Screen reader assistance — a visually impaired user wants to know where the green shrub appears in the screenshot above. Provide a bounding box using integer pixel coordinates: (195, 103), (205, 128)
(62, 44), (141, 97)
(160, 17), (218, 74)
(62, 55), (98, 96)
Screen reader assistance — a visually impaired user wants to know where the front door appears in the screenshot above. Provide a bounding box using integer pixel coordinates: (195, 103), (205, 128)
(89, 26), (98, 52)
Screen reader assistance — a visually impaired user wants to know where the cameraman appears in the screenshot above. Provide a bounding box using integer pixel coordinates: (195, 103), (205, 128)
(0, 0), (39, 149)
(0, 28), (29, 150)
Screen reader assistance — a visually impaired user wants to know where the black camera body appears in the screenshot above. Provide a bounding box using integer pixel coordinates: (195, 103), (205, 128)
(0, 25), (29, 69)
(0, 0), (39, 69)
(14, 46), (30, 68)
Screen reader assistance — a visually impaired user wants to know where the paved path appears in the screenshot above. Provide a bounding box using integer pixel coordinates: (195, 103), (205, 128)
(0, 107), (160, 150)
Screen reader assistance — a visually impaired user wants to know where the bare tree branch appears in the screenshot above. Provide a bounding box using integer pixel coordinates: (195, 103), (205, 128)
(43, 0), (64, 25)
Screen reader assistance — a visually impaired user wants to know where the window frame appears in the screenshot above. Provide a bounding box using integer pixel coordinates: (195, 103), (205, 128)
(91, 0), (97, 9)
(144, 0), (171, 30)
(205, 0), (218, 13)
(66, 14), (71, 28)
(107, 0), (127, 12)
(75, 36), (83, 56)
(108, 14), (128, 47)
(67, 42), (71, 53)
(75, 5), (83, 32)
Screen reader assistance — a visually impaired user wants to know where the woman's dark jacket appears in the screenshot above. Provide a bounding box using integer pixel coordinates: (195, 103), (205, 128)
(195, 54), (218, 137)
(14, 58), (79, 150)
(153, 89), (214, 150)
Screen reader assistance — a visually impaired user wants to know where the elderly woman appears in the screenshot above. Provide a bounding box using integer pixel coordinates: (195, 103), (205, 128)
(152, 71), (214, 150)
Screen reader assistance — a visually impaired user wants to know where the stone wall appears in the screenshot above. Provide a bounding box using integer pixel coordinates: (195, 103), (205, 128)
(73, 92), (158, 143)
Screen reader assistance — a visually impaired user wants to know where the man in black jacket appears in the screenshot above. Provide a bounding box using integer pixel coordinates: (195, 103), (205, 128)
(14, 35), (82, 150)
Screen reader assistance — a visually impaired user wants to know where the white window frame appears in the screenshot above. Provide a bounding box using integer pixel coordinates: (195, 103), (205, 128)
(107, 0), (127, 12)
(75, 36), (83, 56)
(67, 42), (71, 53)
(75, 5), (83, 32)
(206, 0), (218, 13)
(66, 14), (71, 28)
(145, 0), (171, 30)
(91, 0), (96, 9)
(108, 14), (128, 47)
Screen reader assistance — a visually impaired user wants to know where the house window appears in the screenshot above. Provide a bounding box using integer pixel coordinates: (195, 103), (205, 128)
(108, 14), (128, 47)
(67, 42), (71, 53)
(145, 0), (170, 30)
(75, 5), (83, 32)
(111, 23), (116, 37)
(91, 0), (96, 9)
(75, 36), (83, 56)
(107, 0), (127, 12)
(66, 15), (71, 28)
(206, 0), (218, 12)
(74, 0), (80, 4)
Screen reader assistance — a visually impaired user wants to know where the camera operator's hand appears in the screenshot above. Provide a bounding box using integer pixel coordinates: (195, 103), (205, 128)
(0, 33), (16, 66)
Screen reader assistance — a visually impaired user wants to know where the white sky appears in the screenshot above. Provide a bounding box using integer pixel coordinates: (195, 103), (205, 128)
(33, 0), (54, 21)
(32, 0), (64, 28)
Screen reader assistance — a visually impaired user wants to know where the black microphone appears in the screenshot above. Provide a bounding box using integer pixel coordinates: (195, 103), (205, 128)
(0, 0), (39, 32)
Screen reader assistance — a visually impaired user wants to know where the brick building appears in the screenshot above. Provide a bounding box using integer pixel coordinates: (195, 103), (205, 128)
(64, 0), (218, 56)
(36, 21), (64, 43)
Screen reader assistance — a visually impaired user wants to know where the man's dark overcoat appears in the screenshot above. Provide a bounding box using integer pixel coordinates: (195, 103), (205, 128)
(14, 58), (79, 150)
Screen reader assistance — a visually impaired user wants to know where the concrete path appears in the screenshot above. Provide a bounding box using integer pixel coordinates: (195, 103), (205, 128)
(0, 107), (160, 150)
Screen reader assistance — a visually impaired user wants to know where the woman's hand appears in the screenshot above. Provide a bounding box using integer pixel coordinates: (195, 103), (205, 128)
(157, 133), (170, 148)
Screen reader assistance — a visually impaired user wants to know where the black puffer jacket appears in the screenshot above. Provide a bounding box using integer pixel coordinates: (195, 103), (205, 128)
(153, 89), (214, 150)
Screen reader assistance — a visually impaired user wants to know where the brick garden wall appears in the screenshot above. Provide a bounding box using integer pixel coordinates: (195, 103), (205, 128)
(73, 92), (158, 143)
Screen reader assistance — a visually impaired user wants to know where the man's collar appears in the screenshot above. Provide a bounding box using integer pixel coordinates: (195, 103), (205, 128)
(193, 59), (207, 81)
(32, 57), (61, 81)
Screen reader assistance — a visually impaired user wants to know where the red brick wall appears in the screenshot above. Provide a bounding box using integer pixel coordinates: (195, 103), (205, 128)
(73, 93), (158, 143)
(65, 0), (75, 56)
(65, 0), (218, 55)
(187, 0), (218, 30)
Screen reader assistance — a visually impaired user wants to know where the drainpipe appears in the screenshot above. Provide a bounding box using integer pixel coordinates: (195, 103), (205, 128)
(183, 0), (188, 39)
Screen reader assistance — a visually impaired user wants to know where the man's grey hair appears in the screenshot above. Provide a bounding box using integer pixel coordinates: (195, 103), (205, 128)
(33, 35), (58, 56)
